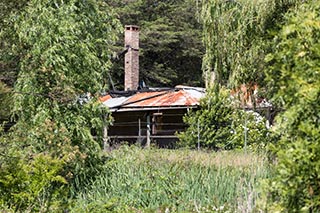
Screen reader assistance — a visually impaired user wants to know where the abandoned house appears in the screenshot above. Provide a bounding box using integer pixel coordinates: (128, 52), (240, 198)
(100, 25), (205, 147)
(100, 25), (274, 148)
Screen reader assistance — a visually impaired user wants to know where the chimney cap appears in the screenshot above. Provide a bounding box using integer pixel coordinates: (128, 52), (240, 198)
(125, 25), (139, 31)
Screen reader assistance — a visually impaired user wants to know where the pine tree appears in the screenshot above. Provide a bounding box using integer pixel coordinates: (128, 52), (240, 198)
(108, 0), (204, 88)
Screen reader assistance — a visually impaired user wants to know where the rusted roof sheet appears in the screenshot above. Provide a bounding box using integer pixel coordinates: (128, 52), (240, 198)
(101, 86), (205, 112)
(99, 94), (112, 102)
(230, 84), (272, 109)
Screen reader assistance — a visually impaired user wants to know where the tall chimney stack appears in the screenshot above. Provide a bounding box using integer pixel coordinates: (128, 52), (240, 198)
(124, 25), (139, 91)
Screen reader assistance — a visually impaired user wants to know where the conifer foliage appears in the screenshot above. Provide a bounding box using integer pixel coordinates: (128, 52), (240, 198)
(108, 0), (204, 88)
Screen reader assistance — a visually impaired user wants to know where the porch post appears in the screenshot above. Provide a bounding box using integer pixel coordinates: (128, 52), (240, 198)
(103, 114), (109, 151)
(146, 114), (151, 148)
(138, 118), (142, 144)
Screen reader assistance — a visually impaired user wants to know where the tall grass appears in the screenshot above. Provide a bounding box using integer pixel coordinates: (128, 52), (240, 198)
(71, 146), (271, 212)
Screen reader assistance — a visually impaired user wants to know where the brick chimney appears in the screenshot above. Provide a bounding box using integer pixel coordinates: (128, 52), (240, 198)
(124, 25), (139, 91)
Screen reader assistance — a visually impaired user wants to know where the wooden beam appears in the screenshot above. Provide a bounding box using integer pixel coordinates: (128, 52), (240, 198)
(103, 115), (109, 151)
(146, 114), (151, 148)
(137, 118), (142, 144)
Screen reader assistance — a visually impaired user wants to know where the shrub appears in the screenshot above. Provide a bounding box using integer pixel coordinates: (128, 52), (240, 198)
(263, 1), (320, 211)
(0, 135), (68, 211)
(267, 136), (320, 212)
(178, 87), (269, 150)
(230, 110), (269, 150)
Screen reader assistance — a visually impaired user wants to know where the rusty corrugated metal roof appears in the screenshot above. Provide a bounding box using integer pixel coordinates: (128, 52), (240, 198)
(101, 86), (205, 112)
(99, 94), (112, 102)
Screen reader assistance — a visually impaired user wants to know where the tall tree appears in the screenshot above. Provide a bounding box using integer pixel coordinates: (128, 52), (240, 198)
(265, 1), (320, 210)
(0, 0), (29, 120)
(199, 0), (320, 210)
(0, 0), (29, 87)
(0, 0), (120, 210)
(200, 0), (301, 88)
(108, 0), (204, 89)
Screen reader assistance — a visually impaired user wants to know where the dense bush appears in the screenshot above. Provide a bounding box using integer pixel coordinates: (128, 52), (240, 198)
(0, 101), (112, 211)
(267, 137), (320, 212)
(178, 88), (269, 150)
(264, 1), (320, 211)
(0, 0), (119, 211)
(230, 110), (269, 150)
(178, 88), (232, 149)
(0, 82), (12, 121)
(0, 123), (69, 211)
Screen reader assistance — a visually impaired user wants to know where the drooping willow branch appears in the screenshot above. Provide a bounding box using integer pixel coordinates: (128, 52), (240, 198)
(199, 0), (302, 88)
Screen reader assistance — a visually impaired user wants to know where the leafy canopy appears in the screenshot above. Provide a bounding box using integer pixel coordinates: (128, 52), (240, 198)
(265, 1), (320, 211)
(200, 0), (301, 88)
(0, 0), (120, 211)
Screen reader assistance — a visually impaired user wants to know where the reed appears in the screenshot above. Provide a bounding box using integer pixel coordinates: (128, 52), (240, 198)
(71, 146), (270, 212)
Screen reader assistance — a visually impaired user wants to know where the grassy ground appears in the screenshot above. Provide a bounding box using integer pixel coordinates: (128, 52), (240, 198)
(71, 146), (271, 212)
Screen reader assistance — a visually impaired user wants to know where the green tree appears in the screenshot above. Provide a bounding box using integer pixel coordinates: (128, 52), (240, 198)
(199, 1), (320, 210)
(0, 0), (28, 87)
(0, 0), (29, 121)
(0, 0), (120, 210)
(184, 0), (301, 152)
(0, 82), (12, 121)
(108, 0), (204, 88)
(199, 0), (301, 88)
(264, 1), (320, 211)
